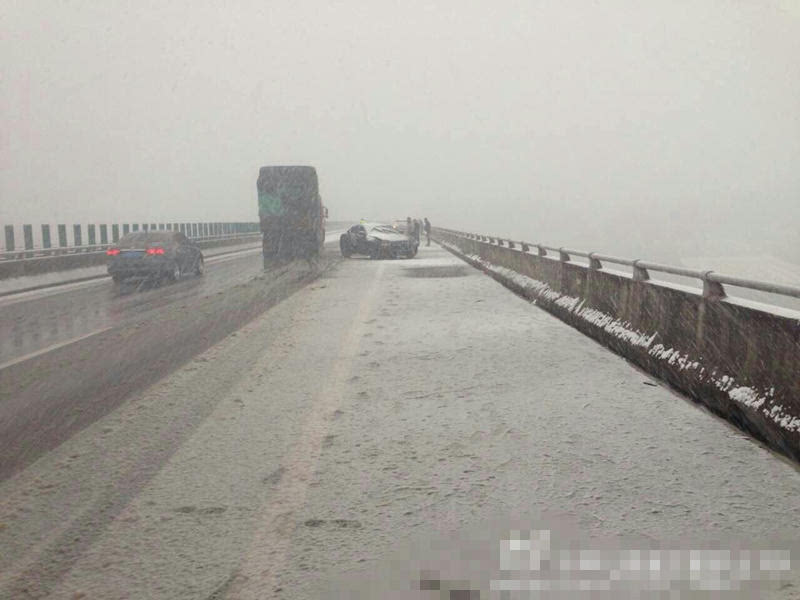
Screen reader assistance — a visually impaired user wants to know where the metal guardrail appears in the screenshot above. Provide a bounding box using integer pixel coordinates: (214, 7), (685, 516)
(436, 228), (800, 301)
(1, 222), (260, 262)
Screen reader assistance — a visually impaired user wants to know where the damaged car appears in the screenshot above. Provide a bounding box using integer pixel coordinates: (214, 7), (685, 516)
(339, 222), (418, 259)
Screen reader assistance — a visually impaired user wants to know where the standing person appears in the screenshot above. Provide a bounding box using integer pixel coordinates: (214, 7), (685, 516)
(413, 219), (421, 243)
(423, 217), (431, 246)
(406, 217), (412, 236)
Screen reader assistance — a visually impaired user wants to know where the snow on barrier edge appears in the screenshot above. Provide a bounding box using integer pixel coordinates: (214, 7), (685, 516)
(435, 229), (800, 463)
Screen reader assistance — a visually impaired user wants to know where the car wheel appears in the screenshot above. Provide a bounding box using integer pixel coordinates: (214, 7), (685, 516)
(339, 237), (352, 258)
(194, 255), (204, 276)
(111, 274), (124, 283)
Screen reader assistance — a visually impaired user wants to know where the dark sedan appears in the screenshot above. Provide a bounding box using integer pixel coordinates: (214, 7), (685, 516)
(106, 231), (204, 283)
(340, 222), (418, 259)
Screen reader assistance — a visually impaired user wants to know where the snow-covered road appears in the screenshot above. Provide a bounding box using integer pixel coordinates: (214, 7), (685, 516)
(1, 245), (797, 599)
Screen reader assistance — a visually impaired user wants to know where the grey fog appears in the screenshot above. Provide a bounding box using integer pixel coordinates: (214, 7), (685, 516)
(3, 1), (799, 268)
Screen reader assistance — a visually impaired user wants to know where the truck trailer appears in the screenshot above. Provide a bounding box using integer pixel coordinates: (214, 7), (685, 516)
(257, 165), (326, 265)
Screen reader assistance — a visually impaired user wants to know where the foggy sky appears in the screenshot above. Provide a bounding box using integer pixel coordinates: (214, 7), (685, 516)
(2, 1), (799, 260)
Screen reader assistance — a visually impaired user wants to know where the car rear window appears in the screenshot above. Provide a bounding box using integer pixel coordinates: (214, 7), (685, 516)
(118, 232), (178, 248)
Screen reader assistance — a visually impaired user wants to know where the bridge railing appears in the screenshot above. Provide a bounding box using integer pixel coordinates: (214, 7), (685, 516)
(437, 228), (800, 301)
(0, 222), (260, 262)
(434, 226), (800, 462)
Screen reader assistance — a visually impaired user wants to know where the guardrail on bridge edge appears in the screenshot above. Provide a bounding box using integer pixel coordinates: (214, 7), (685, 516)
(0, 221), (261, 280)
(433, 227), (800, 463)
(1, 221), (260, 261)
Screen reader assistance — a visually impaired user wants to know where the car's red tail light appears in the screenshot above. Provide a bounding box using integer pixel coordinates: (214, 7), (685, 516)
(146, 247), (165, 255)
(106, 248), (120, 256)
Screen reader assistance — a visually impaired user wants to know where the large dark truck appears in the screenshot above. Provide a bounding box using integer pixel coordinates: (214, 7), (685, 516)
(257, 166), (326, 265)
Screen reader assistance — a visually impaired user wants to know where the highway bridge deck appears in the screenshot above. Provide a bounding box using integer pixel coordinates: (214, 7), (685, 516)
(0, 244), (798, 598)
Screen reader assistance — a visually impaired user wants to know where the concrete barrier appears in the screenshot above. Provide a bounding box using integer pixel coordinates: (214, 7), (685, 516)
(435, 229), (800, 462)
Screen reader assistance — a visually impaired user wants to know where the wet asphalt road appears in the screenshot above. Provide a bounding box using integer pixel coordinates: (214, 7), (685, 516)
(0, 236), (343, 481)
(0, 244), (798, 599)
(0, 243), (264, 369)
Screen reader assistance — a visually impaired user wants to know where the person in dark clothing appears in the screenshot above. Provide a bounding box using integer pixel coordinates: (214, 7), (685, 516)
(423, 218), (431, 246)
(413, 219), (421, 243)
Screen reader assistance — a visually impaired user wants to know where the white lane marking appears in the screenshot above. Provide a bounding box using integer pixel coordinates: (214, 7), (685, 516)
(207, 231), (345, 266)
(0, 245), (261, 306)
(0, 234), (347, 306)
(0, 231), (350, 367)
(0, 327), (113, 371)
(226, 261), (385, 599)
(0, 277), (109, 307)
(205, 247), (263, 265)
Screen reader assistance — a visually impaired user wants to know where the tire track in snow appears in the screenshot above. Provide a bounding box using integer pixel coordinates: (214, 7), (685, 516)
(224, 262), (386, 599)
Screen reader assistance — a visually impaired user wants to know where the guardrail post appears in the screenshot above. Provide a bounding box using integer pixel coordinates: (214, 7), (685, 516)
(58, 225), (67, 250)
(589, 252), (602, 270)
(42, 225), (52, 250)
(23, 225), (34, 257)
(632, 259), (650, 281)
(701, 271), (726, 300)
(4, 225), (15, 252)
(558, 248), (570, 262)
(537, 245), (547, 257)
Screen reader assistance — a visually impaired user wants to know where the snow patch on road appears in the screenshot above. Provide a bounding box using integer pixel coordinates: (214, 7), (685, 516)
(440, 240), (800, 436)
(457, 250), (657, 352)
